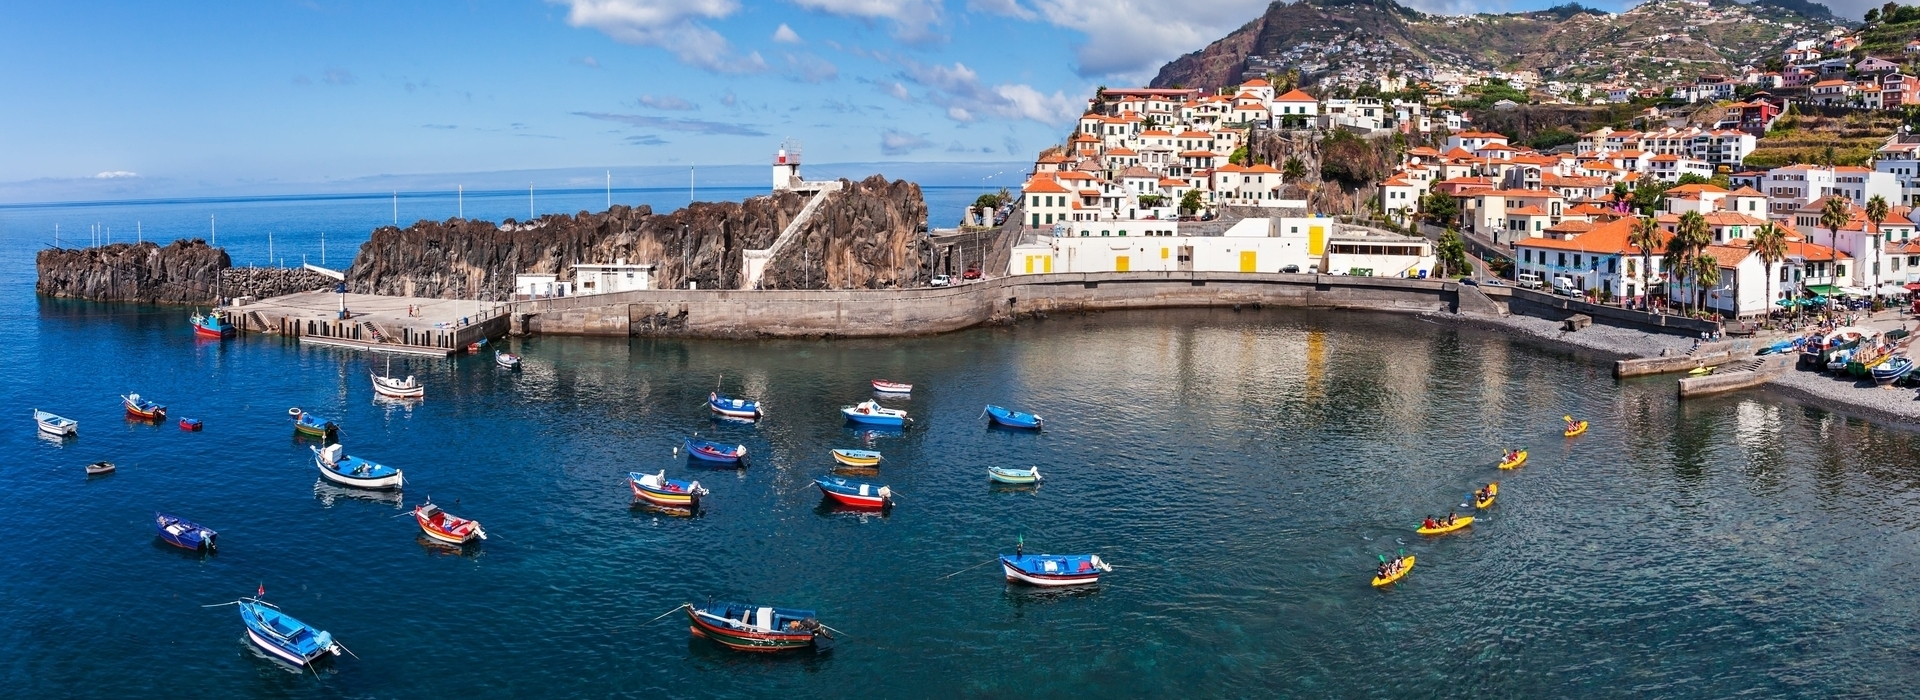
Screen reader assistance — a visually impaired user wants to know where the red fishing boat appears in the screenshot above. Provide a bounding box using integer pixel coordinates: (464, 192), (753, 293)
(815, 477), (892, 509)
(190, 311), (235, 339)
(412, 502), (487, 545)
(122, 393), (166, 421)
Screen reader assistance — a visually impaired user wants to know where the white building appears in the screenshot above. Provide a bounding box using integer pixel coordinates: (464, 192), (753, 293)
(572, 261), (655, 295)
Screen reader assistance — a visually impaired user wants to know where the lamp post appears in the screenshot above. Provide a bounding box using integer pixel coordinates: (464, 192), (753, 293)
(682, 223), (690, 289)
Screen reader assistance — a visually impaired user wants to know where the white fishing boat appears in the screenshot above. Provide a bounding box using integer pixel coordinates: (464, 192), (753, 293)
(312, 444), (405, 490)
(370, 359), (424, 399)
(495, 350), (521, 370)
(33, 409), (77, 437)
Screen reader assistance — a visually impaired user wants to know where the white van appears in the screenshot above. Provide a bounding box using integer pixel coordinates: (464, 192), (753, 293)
(1552, 276), (1582, 298)
(1516, 272), (1542, 289)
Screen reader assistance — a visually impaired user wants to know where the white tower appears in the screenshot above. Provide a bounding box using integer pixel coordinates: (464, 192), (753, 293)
(772, 140), (802, 191)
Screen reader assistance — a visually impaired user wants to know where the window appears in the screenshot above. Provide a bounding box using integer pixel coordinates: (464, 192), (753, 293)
(1558, 253), (1567, 267)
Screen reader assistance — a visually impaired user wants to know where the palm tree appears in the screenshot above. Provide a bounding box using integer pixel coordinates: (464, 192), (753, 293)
(1820, 195), (1852, 318)
(1628, 216), (1663, 309)
(1671, 211), (1711, 315)
(1692, 254), (1722, 319)
(1867, 194), (1889, 303)
(1751, 222), (1789, 326)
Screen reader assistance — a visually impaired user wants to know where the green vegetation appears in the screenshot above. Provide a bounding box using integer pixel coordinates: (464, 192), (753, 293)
(1525, 128), (1580, 151)
(1420, 190), (1459, 227)
(1448, 79), (1530, 110)
(1860, 2), (1920, 55)
(1746, 109), (1901, 169)
(1179, 190), (1205, 215)
(1436, 229), (1470, 278)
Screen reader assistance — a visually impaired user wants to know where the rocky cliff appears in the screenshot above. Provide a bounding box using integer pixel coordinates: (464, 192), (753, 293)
(346, 175), (928, 298)
(36, 240), (230, 304)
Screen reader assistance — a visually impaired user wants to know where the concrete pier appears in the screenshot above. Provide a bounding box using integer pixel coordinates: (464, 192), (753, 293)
(227, 290), (508, 356)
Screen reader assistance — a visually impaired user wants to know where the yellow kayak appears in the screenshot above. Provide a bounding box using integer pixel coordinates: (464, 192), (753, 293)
(1371, 555), (1415, 587)
(1474, 482), (1498, 509)
(1416, 516), (1474, 535)
(1498, 450), (1528, 470)
(1688, 366), (1716, 376)
(1564, 420), (1588, 437)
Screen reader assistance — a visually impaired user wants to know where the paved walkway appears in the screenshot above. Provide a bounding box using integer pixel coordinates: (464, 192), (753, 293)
(239, 291), (504, 329)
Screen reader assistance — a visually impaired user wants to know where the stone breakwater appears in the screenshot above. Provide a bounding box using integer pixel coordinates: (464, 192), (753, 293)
(219, 266), (337, 300)
(36, 239), (230, 304)
(345, 175), (929, 299)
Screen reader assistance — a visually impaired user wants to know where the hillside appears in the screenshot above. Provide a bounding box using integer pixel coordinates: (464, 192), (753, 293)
(1151, 0), (1850, 92)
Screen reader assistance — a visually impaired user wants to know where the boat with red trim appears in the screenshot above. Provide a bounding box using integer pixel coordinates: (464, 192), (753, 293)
(686, 600), (830, 652)
(236, 598), (341, 667)
(190, 310), (235, 339)
(871, 380), (912, 395)
(684, 438), (747, 465)
(413, 501), (486, 545)
(814, 476), (892, 509)
(1001, 552), (1110, 587)
(708, 392), (763, 420)
(628, 470), (708, 508)
(122, 393), (166, 421)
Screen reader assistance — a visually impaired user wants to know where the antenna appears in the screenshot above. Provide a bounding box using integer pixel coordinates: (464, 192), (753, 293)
(210, 215), (216, 246)
(529, 183), (535, 220)
(607, 170), (611, 209)
(392, 191), (398, 225)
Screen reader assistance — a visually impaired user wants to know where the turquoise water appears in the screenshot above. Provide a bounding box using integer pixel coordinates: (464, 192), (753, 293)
(7, 302), (1920, 697)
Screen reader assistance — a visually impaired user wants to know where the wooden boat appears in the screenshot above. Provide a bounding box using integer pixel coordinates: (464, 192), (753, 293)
(984, 404), (1043, 430)
(1371, 555), (1414, 587)
(413, 502), (486, 545)
(238, 599), (341, 666)
(829, 449), (882, 467)
(289, 408), (337, 439)
(155, 512), (216, 551)
(686, 600), (829, 652)
(190, 310), (236, 339)
(312, 444), (404, 489)
(987, 465), (1041, 484)
(1416, 516), (1474, 535)
(1563, 420), (1588, 437)
(371, 358), (424, 399)
(495, 350), (521, 370)
(178, 418), (203, 431)
(85, 461), (116, 476)
(871, 380), (912, 395)
(815, 477), (892, 508)
(1498, 450), (1528, 470)
(122, 393), (166, 420)
(1874, 356), (1915, 386)
(685, 438), (748, 465)
(1001, 553), (1110, 586)
(1474, 482), (1498, 509)
(708, 392), (763, 420)
(841, 400), (909, 427)
(33, 409), (77, 437)
(628, 470), (708, 508)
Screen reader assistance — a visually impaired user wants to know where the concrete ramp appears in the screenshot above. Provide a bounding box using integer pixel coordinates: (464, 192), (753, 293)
(741, 182), (842, 290)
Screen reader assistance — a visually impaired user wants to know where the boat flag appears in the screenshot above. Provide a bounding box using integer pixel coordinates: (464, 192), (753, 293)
(257, 583), (265, 597)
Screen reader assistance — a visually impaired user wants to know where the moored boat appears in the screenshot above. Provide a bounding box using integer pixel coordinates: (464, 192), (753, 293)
(413, 502), (486, 545)
(984, 404), (1042, 430)
(987, 465), (1041, 484)
(871, 380), (912, 395)
(289, 408), (337, 439)
(815, 477), (892, 508)
(237, 598), (341, 667)
(708, 392), (763, 420)
(685, 438), (748, 465)
(33, 409), (77, 437)
(155, 512), (216, 551)
(312, 444), (404, 489)
(371, 372), (424, 399)
(628, 470), (708, 508)
(122, 393), (166, 420)
(829, 449), (881, 467)
(1873, 356), (1915, 386)
(1416, 516), (1474, 535)
(179, 417), (203, 431)
(841, 400), (909, 427)
(190, 310), (236, 339)
(495, 350), (521, 370)
(85, 461), (116, 476)
(1001, 552), (1110, 586)
(686, 600), (830, 652)
(1371, 555), (1414, 587)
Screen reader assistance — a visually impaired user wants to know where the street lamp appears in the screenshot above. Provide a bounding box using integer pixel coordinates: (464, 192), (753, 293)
(682, 223), (691, 290)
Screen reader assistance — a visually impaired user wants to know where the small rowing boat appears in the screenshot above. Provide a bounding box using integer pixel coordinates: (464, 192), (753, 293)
(1416, 516), (1473, 535)
(155, 512), (216, 551)
(871, 380), (912, 395)
(312, 444), (404, 490)
(495, 350), (521, 370)
(984, 404), (1042, 430)
(841, 400), (909, 427)
(815, 477), (892, 509)
(238, 598), (341, 667)
(708, 392), (763, 420)
(122, 393), (166, 420)
(178, 418), (203, 431)
(1371, 555), (1414, 587)
(685, 438), (748, 465)
(413, 502), (486, 545)
(1001, 553), (1110, 586)
(1474, 482), (1498, 509)
(987, 465), (1041, 484)
(629, 470), (708, 508)
(33, 409), (76, 437)
(829, 449), (881, 467)
(1498, 449), (1528, 470)
(85, 461), (116, 476)
(686, 600), (830, 652)
(289, 408), (337, 439)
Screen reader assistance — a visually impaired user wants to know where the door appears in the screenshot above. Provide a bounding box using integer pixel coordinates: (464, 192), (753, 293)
(1043, 257), (1052, 273)
(1115, 255), (1130, 272)
(1025, 256), (1034, 274)
(1239, 250), (1257, 273)
(1178, 246), (1194, 272)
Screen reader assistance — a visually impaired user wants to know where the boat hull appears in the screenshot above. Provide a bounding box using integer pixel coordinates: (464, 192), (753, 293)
(1372, 556), (1415, 587)
(1416, 516), (1474, 535)
(37, 422), (75, 437)
(830, 450), (881, 467)
(371, 376), (424, 399)
(1475, 483), (1498, 509)
(630, 477), (702, 507)
(708, 395), (762, 419)
(987, 467), (1040, 484)
(1498, 451), (1528, 470)
(1001, 558), (1103, 587)
(247, 628), (328, 666)
(841, 409), (907, 426)
(985, 405), (1042, 430)
(686, 610), (816, 652)
(871, 380), (912, 394)
(315, 458), (403, 490)
(685, 440), (746, 464)
(124, 405), (165, 421)
(1564, 421), (1588, 437)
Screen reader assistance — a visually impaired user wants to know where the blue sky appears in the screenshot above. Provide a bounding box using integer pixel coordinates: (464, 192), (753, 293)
(0, 0), (1771, 201)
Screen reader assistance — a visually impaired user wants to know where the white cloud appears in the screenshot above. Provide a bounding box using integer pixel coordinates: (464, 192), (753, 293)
(323, 67), (354, 85)
(638, 94), (698, 110)
(788, 0), (943, 40)
(552, 0), (768, 73)
(979, 0), (1269, 79)
(879, 129), (933, 155)
(885, 81), (910, 100)
(579, 55), (602, 67)
(93, 171), (138, 179)
(773, 23), (803, 43)
(966, 0), (1035, 20)
(900, 62), (1080, 125)
(780, 52), (839, 83)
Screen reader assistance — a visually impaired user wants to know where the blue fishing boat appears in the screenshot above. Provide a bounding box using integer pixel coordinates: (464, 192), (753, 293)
(191, 310), (235, 339)
(987, 465), (1041, 484)
(984, 404), (1043, 430)
(312, 444), (405, 489)
(708, 392), (764, 420)
(841, 400), (909, 427)
(289, 408), (337, 439)
(1001, 552), (1110, 587)
(815, 477), (892, 509)
(685, 438), (748, 465)
(155, 512), (216, 551)
(1873, 356), (1915, 386)
(237, 599), (342, 666)
(686, 600), (829, 652)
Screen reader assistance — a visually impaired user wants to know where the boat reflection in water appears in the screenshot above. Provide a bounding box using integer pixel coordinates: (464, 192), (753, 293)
(414, 534), (484, 558)
(311, 480), (404, 509)
(631, 500), (702, 519)
(813, 499), (890, 521)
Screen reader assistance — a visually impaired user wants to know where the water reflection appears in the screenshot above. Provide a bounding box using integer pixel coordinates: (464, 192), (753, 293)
(311, 480), (404, 509)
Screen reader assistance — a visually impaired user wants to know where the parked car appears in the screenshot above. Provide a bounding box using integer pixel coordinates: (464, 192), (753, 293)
(1280, 265), (1300, 274)
(1460, 278), (1479, 286)
(962, 265), (982, 280)
(930, 275), (952, 287)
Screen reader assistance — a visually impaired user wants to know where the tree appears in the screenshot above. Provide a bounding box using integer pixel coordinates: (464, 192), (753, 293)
(1691, 254), (1722, 317)
(1820, 195), (1852, 317)
(1865, 7), (1880, 22)
(972, 193), (1003, 210)
(1093, 85), (1109, 114)
(1868, 194), (1890, 301)
(1668, 211), (1710, 315)
(1436, 228), (1469, 279)
(1283, 157), (1307, 181)
(1138, 194), (1167, 209)
(1676, 172), (1710, 187)
(1612, 181), (1631, 207)
(1421, 191), (1459, 227)
(1629, 216), (1664, 309)
(1751, 222), (1789, 325)
(1179, 189), (1205, 216)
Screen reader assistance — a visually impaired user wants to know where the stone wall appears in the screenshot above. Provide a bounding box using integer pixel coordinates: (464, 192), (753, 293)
(35, 239), (229, 304)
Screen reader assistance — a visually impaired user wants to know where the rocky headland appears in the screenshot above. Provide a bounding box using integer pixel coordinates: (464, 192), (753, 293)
(36, 239), (340, 305)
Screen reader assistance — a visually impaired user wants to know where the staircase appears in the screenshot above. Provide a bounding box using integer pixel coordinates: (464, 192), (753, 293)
(360, 321), (388, 343)
(741, 182), (843, 290)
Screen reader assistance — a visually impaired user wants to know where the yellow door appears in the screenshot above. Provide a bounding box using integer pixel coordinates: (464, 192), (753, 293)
(1308, 225), (1326, 256)
(1025, 256), (1034, 274)
(1239, 250), (1257, 272)
(1043, 257), (1052, 273)
(1161, 247), (1169, 259)
(1115, 255), (1130, 272)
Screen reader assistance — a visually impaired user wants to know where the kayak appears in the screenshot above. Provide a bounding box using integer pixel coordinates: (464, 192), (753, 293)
(1474, 482), (1498, 509)
(1498, 450), (1528, 470)
(1416, 516), (1474, 535)
(1564, 420), (1588, 437)
(1688, 366), (1715, 375)
(1371, 556), (1415, 587)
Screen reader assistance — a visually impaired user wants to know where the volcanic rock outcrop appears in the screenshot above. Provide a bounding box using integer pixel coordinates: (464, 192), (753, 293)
(35, 239), (230, 304)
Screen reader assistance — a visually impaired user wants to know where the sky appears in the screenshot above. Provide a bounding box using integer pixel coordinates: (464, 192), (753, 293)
(0, 0), (1847, 203)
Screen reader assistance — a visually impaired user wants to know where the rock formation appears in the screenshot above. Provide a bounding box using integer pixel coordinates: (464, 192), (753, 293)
(219, 267), (338, 300)
(758, 176), (928, 290)
(36, 239), (229, 304)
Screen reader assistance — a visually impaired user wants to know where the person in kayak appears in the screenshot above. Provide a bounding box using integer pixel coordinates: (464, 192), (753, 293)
(1422, 516), (1438, 529)
(1504, 449), (1519, 463)
(1564, 415), (1580, 431)
(1378, 561), (1391, 579)
(1474, 485), (1490, 503)
(1444, 511), (1457, 526)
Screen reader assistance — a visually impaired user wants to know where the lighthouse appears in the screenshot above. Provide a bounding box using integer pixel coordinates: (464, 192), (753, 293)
(772, 143), (802, 191)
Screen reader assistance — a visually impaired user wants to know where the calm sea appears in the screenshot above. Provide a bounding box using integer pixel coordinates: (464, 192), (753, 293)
(3, 193), (1920, 698)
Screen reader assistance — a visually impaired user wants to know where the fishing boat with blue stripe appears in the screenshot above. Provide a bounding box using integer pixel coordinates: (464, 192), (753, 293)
(629, 470), (709, 508)
(829, 449), (881, 467)
(984, 404), (1043, 430)
(33, 409), (76, 437)
(122, 393), (166, 421)
(1001, 551), (1110, 587)
(1874, 355), (1915, 386)
(987, 465), (1041, 484)
(815, 476), (892, 508)
(236, 598), (342, 667)
(841, 400), (909, 427)
(686, 600), (831, 652)
(685, 438), (748, 465)
(708, 392), (764, 420)
(289, 408), (337, 440)
(155, 512), (216, 552)
(312, 444), (404, 490)
(190, 310), (235, 339)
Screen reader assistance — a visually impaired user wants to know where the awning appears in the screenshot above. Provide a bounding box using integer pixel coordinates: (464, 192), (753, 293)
(1877, 283), (1909, 297)
(1906, 282), (1920, 291)
(1840, 286), (1872, 296)
(1804, 284), (1840, 295)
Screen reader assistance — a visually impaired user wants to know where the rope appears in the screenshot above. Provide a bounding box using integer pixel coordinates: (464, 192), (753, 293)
(937, 557), (1001, 580)
(639, 603), (691, 627)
